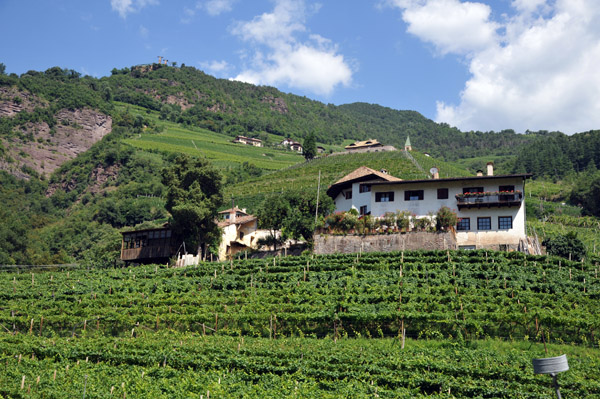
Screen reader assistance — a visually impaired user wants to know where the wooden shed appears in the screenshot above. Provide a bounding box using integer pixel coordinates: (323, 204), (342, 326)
(120, 225), (175, 263)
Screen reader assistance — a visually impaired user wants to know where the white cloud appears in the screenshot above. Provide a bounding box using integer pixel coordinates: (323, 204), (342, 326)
(203, 0), (236, 16)
(401, 0), (499, 55)
(200, 60), (231, 74)
(390, 0), (600, 133)
(110, 0), (158, 19)
(230, 0), (352, 96)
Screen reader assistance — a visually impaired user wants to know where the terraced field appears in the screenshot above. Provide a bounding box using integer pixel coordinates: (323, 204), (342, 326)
(226, 150), (471, 210)
(118, 103), (303, 170)
(1, 250), (599, 397)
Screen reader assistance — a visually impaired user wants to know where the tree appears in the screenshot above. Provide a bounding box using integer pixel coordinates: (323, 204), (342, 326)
(0, 63), (6, 75)
(256, 194), (290, 251)
(256, 189), (334, 249)
(162, 155), (223, 259)
(542, 232), (586, 261)
(570, 172), (600, 217)
(303, 132), (317, 161)
(283, 189), (334, 242)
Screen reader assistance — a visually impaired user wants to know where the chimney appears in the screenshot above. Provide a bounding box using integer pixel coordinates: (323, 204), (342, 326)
(433, 170), (439, 179)
(487, 162), (494, 176)
(476, 170), (483, 177)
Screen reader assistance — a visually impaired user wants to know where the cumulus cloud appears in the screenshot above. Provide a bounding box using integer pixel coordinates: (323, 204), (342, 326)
(390, 0), (600, 134)
(230, 0), (352, 96)
(401, 0), (499, 55)
(110, 0), (158, 19)
(200, 60), (231, 74)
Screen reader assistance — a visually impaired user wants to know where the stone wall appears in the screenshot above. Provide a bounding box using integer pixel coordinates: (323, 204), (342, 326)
(313, 231), (456, 255)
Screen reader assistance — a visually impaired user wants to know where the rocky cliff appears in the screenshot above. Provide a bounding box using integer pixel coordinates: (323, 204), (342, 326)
(0, 87), (112, 179)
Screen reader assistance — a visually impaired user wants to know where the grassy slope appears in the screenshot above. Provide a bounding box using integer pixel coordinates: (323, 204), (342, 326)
(225, 150), (472, 211)
(524, 180), (600, 258)
(118, 103), (304, 170)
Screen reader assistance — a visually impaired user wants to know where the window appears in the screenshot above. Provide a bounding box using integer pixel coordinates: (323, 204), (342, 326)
(477, 217), (491, 230)
(456, 218), (470, 231)
(499, 185), (516, 201)
(498, 216), (513, 229)
(344, 191), (352, 200)
(463, 187), (484, 194)
(459, 245), (476, 250)
(404, 190), (424, 201)
(359, 184), (371, 193)
(359, 205), (368, 215)
(375, 192), (395, 202)
(437, 188), (448, 200)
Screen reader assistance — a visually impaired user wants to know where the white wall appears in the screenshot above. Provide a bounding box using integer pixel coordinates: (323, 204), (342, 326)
(366, 176), (527, 247)
(334, 182), (374, 214)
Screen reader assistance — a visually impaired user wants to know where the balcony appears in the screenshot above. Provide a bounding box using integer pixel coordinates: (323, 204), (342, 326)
(456, 191), (522, 210)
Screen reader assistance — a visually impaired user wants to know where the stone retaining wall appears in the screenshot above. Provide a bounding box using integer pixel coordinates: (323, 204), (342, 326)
(313, 232), (456, 255)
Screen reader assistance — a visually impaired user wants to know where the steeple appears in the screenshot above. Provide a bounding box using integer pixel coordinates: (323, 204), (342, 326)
(404, 136), (412, 151)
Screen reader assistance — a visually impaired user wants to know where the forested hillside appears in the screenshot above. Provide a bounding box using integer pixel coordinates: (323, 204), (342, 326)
(0, 63), (599, 265)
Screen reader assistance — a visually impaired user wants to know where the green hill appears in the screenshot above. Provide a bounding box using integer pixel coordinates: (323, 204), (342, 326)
(0, 64), (599, 265)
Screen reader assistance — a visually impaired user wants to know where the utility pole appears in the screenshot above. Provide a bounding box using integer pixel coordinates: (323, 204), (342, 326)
(315, 170), (321, 226)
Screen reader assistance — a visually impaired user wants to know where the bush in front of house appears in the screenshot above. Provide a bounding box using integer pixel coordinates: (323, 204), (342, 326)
(436, 206), (458, 231)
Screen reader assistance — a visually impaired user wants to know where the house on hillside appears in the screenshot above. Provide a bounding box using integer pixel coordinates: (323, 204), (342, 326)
(317, 146), (326, 154)
(217, 207), (273, 260)
(121, 225), (175, 263)
(281, 138), (303, 153)
(327, 166), (402, 216)
(327, 163), (532, 251)
(233, 135), (263, 147)
(345, 139), (396, 153)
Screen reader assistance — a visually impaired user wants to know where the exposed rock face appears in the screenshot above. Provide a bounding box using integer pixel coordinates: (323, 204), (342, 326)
(45, 163), (119, 197)
(0, 107), (112, 179)
(165, 94), (192, 110)
(0, 86), (48, 117)
(261, 96), (288, 114)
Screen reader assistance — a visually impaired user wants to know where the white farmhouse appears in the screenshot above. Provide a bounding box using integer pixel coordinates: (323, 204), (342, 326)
(217, 207), (272, 260)
(327, 164), (532, 251)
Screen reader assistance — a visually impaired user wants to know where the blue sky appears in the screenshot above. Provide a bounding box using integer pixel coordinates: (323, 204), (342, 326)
(2, 0), (600, 134)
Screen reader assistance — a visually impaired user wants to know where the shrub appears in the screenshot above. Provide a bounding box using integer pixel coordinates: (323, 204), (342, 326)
(436, 206), (457, 231)
(396, 210), (412, 230)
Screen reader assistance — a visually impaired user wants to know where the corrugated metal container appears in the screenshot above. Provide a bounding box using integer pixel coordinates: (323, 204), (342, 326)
(532, 355), (569, 375)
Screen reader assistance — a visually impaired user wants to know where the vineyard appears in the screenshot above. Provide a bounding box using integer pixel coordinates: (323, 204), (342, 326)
(118, 103), (304, 171)
(225, 150), (471, 210)
(1, 250), (600, 397)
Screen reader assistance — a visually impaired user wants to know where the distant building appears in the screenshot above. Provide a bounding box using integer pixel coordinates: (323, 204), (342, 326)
(404, 136), (412, 151)
(281, 138), (303, 153)
(233, 135), (263, 147)
(344, 139), (396, 154)
(317, 146), (326, 154)
(345, 139), (383, 151)
(120, 225), (175, 263)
